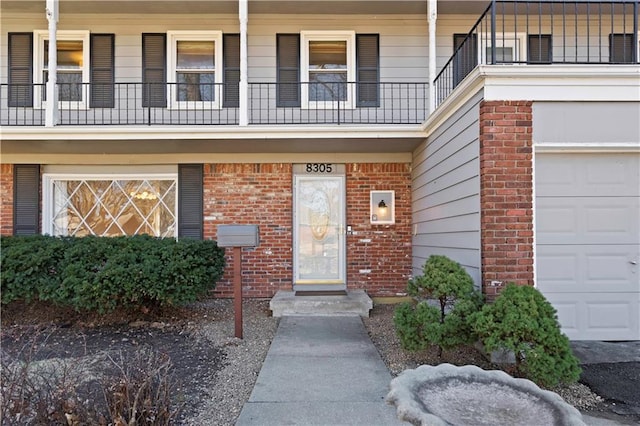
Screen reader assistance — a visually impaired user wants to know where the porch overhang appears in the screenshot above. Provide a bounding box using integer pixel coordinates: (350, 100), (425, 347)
(1, 125), (424, 164)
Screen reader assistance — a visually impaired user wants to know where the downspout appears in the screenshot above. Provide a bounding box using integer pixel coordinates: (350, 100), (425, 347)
(45, 0), (59, 127)
(239, 0), (249, 126)
(428, 0), (437, 115)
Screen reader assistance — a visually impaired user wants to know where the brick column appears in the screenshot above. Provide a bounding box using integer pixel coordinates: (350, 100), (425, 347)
(479, 101), (534, 299)
(0, 164), (13, 236)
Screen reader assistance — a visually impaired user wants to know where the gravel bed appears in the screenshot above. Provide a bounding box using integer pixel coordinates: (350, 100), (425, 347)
(0, 299), (609, 425)
(362, 303), (604, 413)
(181, 299), (279, 425)
(182, 301), (602, 424)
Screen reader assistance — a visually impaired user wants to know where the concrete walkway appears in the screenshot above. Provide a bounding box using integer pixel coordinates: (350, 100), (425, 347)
(236, 315), (638, 425)
(236, 316), (404, 425)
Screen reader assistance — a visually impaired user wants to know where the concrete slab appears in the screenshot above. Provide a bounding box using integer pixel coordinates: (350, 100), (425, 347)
(269, 290), (373, 317)
(250, 355), (392, 402)
(236, 315), (403, 425)
(266, 316), (380, 357)
(236, 402), (402, 425)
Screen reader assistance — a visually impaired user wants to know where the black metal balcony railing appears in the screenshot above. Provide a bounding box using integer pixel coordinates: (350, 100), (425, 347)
(248, 82), (428, 125)
(435, 0), (639, 107)
(0, 82), (239, 126)
(0, 81), (428, 126)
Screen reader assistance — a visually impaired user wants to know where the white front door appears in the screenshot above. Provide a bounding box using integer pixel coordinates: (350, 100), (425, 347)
(293, 164), (346, 291)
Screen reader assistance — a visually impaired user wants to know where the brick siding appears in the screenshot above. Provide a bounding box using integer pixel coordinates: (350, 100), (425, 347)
(0, 162), (411, 297)
(346, 163), (412, 297)
(479, 101), (534, 299)
(204, 163), (412, 298)
(0, 164), (13, 236)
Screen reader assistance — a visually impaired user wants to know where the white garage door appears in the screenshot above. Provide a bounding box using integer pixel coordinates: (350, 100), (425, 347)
(536, 153), (640, 341)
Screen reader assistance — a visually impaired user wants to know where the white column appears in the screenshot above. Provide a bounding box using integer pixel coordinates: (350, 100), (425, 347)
(428, 0), (437, 115)
(239, 0), (249, 126)
(45, 0), (59, 127)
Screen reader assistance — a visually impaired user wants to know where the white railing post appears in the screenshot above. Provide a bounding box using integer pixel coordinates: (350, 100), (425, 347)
(45, 0), (59, 127)
(239, 0), (249, 126)
(428, 0), (437, 115)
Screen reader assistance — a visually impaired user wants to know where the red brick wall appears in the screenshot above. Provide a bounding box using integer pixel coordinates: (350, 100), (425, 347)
(346, 163), (412, 297)
(479, 101), (534, 299)
(204, 163), (412, 298)
(203, 163), (293, 298)
(0, 164), (13, 236)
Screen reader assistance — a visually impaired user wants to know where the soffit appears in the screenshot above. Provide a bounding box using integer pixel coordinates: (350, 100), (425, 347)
(1, 0), (497, 16)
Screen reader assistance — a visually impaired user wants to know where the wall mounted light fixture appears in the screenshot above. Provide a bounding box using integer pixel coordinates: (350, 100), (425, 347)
(370, 190), (395, 224)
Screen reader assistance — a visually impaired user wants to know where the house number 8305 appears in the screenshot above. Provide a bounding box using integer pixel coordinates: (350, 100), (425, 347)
(306, 163), (333, 173)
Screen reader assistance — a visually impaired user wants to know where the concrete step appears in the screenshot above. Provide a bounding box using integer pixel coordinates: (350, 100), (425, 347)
(269, 289), (373, 317)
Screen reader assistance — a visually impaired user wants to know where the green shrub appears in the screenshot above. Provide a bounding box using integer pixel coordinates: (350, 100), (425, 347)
(1, 235), (225, 313)
(394, 255), (482, 355)
(472, 283), (581, 387)
(0, 235), (70, 304)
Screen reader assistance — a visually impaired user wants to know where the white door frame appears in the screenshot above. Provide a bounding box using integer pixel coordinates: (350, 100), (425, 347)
(292, 163), (346, 291)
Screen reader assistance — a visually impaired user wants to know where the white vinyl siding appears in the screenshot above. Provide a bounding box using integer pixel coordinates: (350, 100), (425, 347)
(0, 13), (427, 84)
(533, 102), (640, 145)
(412, 90), (483, 286)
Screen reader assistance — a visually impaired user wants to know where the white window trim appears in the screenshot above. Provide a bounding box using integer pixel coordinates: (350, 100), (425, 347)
(43, 173), (179, 237)
(167, 31), (223, 110)
(34, 30), (90, 110)
(480, 32), (527, 64)
(300, 30), (356, 110)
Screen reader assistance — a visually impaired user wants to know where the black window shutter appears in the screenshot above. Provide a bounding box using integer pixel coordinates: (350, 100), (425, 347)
(356, 34), (379, 107)
(13, 165), (40, 236)
(178, 164), (203, 240)
(609, 33), (634, 64)
(90, 34), (115, 108)
(527, 35), (552, 64)
(8, 33), (33, 107)
(142, 33), (167, 107)
(276, 34), (300, 107)
(453, 33), (477, 87)
(223, 34), (240, 108)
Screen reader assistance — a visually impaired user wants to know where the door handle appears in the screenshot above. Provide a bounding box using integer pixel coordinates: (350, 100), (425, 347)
(631, 261), (638, 265)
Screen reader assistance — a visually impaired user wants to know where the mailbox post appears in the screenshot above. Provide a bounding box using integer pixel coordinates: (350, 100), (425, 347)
(216, 225), (259, 339)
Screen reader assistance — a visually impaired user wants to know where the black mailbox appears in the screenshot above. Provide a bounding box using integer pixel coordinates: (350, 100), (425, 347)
(217, 224), (260, 247)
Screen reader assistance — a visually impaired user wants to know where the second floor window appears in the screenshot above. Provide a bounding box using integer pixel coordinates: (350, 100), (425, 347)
(308, 40), (348, 102)
(176, 40), (215, 101)
(44, 40), (83, 102)
(35, 30), (90, 108)
(301, 31), (356, 109)
(168, 31), (223, 109)
(481, 33), (526, 64)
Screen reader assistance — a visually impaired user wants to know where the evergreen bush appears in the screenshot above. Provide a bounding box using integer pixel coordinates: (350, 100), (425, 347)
(1, 235), (225, 313)
(393, 255), (482, 355)
(472, 283), (581, 387)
